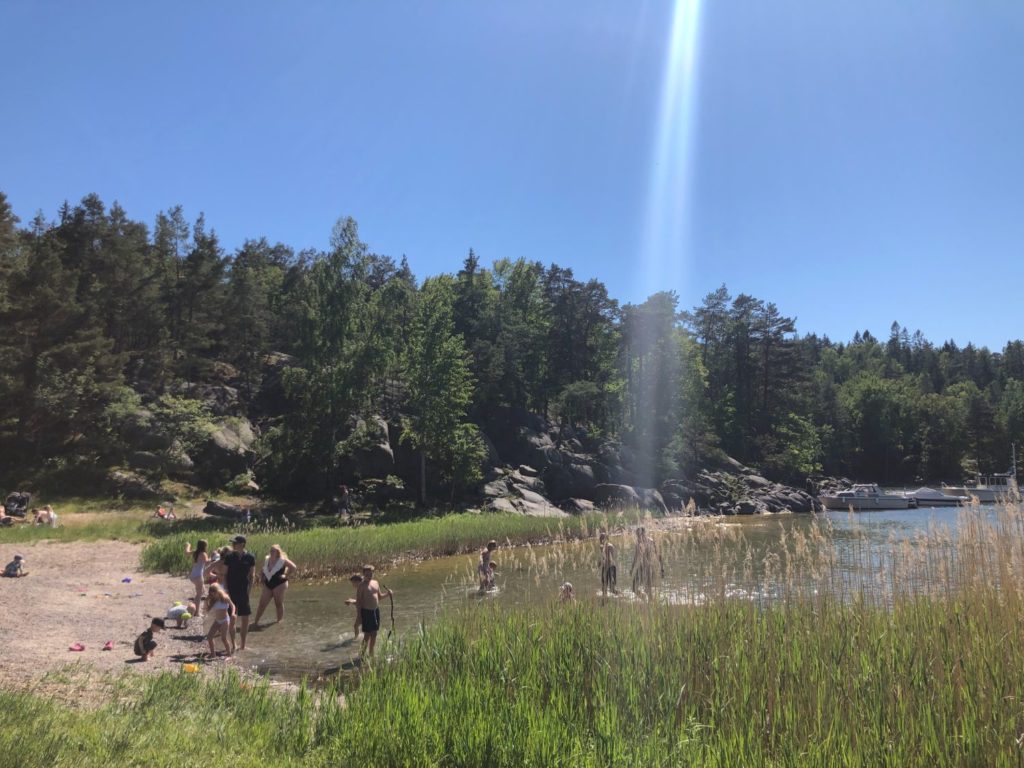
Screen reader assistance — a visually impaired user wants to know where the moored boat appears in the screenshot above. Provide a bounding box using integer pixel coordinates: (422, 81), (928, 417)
(905, 487), (969, 507)
(940, 475), (1019, 504)
(820, 484), (912, 511)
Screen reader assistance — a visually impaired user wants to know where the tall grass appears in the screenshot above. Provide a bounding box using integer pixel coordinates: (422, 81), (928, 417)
(140, 510), (648, 577)
(5, 589), (1024, 766)
(9, 504), (1024, 766)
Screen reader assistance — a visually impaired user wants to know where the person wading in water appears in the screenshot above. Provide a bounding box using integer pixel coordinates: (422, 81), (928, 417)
(630, 527), (664, 600)
(355, 564), (393, 658)
(599, 530), (618, 596)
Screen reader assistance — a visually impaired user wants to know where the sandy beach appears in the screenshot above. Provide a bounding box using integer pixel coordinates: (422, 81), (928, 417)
(0, 540), (234, 686)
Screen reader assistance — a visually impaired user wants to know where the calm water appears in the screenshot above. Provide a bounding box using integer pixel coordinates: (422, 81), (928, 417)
(236, 505), (996, 681)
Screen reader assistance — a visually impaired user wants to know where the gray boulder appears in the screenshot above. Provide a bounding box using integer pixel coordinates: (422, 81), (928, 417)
(197, 417), (258, 484)
(593, 484), (642, 509)
(638, 488), (669, 515)
(106, 469), (162, 500)
(203, 500), (250, 520)
(544, 462), (597, 501)
(559, 498), (596, 514)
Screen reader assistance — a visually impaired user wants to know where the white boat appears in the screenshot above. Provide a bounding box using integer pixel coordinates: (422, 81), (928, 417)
(821, 484), (912, 511)
(941, 474), (1019, 504)
(905, 487), (969, 507)
(941, 446), (1021, 503)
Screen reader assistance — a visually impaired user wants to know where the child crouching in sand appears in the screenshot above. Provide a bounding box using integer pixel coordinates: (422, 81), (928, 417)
(134, 618), (166, 661)
(166, 599), (197, 628)
(205, 584), (235, 658)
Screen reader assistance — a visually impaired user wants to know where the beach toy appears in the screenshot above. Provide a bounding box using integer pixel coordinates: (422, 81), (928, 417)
(181, 613), (193, 621)
(182, 663), (200, 673)
(68, 643), (85, 652)
(102, 641), (114, 651)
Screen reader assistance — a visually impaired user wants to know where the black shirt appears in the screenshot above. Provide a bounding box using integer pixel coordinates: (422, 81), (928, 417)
(224, 550), (255, 593)
(134, 629), (154, 655)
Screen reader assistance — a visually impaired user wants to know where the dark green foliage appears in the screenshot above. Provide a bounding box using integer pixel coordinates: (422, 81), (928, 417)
(2, 189), (1023, 496)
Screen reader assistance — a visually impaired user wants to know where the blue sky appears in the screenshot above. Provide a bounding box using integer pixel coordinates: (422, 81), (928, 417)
(2, 1), (1022, 349)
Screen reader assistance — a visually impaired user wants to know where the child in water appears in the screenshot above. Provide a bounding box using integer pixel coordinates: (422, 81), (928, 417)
(478, 540), (498, 591)
(345, 573), (363, 640)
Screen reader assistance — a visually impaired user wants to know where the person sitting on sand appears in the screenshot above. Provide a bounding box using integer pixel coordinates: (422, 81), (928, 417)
(355, 565), (392, 657)
(0, 507), (13, 527)
(345, 573), (363, 640)
(166, 599), (197, 628)
(33, 505), (57, 527)
(560, 582), (576, 602)
(3, 554), (27, 577)
(599, 530), (618, 596)
(134, 618), (165, 661)
(205, 584), (236, 658)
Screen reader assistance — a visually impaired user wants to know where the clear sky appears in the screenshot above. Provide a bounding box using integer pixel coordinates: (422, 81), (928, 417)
(2, 1), (1022, 349)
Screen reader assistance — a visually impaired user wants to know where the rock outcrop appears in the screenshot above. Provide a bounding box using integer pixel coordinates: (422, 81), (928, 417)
(473, 407), (819, 516)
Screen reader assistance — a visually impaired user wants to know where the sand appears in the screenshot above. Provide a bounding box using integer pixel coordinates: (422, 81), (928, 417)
(0, 540), (238, 686)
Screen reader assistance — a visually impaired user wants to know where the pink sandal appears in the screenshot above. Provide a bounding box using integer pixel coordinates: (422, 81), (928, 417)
(102, 641), (114, 651)
(68, 643), (85, 652)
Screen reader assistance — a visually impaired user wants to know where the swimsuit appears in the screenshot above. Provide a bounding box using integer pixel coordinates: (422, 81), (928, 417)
(211, 600), (231, 626)
(361, 607), (381, 634)
(189, 559), (206, 581)
(262, 558), (288, 590)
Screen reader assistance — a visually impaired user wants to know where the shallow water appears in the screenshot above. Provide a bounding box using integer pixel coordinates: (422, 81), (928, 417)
(237, 505), (998, 681)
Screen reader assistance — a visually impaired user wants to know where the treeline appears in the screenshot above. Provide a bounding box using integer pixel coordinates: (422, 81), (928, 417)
(0, 192), (1021, 499)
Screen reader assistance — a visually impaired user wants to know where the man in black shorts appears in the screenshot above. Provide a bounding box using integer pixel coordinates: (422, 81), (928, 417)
(223, 535), (256, 651)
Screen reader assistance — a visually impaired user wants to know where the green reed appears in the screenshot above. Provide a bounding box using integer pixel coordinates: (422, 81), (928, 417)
(10, 504), (1024, 766)
(5, 588), (1024, 767)
(140, 510), (648, 578)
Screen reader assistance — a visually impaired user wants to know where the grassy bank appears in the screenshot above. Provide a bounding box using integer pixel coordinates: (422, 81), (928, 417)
(140, 510), (644, 577)
(5, 590), (1024, 767)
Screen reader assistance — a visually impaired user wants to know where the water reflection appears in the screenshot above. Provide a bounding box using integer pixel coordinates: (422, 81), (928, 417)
(239, 504), (1014, 681)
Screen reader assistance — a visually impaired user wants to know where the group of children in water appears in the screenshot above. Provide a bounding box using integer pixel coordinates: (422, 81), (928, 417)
(479, 526), (665, 604)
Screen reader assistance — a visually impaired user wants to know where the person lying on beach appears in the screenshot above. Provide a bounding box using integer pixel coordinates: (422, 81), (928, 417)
(205, 584), (236, 658)
(134, 618), (165, 661)
(3, 554), (27, 577)
(154, 505), (176, 520)
(166, 599), (197, 628)
(345, 573), (363, 640)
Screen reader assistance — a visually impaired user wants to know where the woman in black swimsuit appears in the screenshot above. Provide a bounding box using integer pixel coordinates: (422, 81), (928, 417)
(252, 544), (298, 628)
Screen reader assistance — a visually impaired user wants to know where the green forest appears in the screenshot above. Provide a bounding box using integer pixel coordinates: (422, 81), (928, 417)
(1, 191), (1022, 502)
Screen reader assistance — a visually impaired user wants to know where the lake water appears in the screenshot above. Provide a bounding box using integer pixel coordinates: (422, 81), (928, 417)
(237, 504), (1004, 681)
